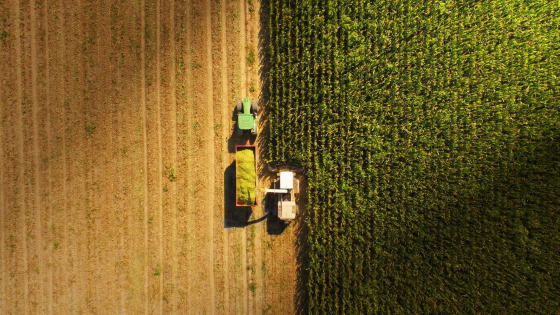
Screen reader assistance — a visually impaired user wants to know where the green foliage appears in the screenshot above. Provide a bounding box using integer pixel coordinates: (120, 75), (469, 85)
(85, 124), (94, 136)
(247, 48), (255, 67)
(168, 167), (177, 181)
(1, 30), (7, 46)
(268, 0), (560, 313)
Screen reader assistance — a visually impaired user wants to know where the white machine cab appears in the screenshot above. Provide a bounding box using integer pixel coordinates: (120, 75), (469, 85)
(279, 171), (294, 189)
(266, 170), (299, 221)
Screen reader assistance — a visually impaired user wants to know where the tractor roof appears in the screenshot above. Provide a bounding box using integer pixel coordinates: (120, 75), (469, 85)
(238, 113), (255, 130)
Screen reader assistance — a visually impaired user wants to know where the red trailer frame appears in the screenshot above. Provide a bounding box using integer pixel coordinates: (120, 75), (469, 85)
(235, 143), (258, 207)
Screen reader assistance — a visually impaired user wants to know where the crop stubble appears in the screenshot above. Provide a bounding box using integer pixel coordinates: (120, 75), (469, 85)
(1, 0), (300, 314)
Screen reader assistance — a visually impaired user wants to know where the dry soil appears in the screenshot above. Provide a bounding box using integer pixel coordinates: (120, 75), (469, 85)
(0, 0), (305, 314)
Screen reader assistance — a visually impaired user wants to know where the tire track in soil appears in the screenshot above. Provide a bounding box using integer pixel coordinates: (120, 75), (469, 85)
(82, 0), (98, 310)
(184, 0), (194, 310)
(0, 13), (5, 310)
(158, 0), (177, 312)
(67, 0), (88, 310)
(94, 1), (112, 311)
(114, 0), (141, 314)
(238, 0), (249, 313)
(224, 0), (245, 312)
(49, 2), (65, 310)
(0, 2), (9, 311)
(1, 3), (22, 309)
(117, 2), (130, 309)
(119, 0), (144, 313)
(205, 0), (216, 312)
(167, 0), (179, 313)
(58, 1), (71, 312)
(45, 0), (63, 311)
(188, 0), (216, 312)
(2, 3), (20, 312)
(219, 0), (230, 312)
(103, 1), (115, 312)
(29, 0), (50, 313)
(245, 1), (264, 313)
(210, 1), (227, 313)
(155, 1), (164, 313)
(207, 1), (227, 314)
(13, 0), (29, 313)
(37, 2), (50, 312)
(140, 0), (149, 313)
(174, 0), (194, 312)
(0, 5), (13, 310)
(108, 2), (127, 312)
(183, 0), (195, 312)
(20, 1), (35, 311)
(42, 1), (54, 313)
(144, 0), (163, 312)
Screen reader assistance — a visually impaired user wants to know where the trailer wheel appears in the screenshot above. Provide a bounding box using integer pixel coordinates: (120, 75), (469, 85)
(251, 100), (258, 114)
(236, 100), (243, 113)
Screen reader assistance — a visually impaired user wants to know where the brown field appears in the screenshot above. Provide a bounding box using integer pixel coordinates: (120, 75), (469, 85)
(0, 0), (305, 314)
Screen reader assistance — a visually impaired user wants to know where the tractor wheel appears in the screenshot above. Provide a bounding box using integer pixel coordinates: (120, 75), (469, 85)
(251, 100), (258, 114)
(236, 100), (243, 113)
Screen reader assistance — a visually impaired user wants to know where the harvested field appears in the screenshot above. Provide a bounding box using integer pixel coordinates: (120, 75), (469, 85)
(0, 0), (303, 314)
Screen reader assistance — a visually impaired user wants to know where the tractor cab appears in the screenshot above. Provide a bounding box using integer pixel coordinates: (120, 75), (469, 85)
(236, 97), (258, 136)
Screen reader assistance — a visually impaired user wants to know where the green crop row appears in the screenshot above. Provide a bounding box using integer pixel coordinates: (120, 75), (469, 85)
(267, 0), (560, 313)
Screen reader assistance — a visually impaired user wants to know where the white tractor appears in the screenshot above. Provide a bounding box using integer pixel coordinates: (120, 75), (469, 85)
(265, 171), (299, 221)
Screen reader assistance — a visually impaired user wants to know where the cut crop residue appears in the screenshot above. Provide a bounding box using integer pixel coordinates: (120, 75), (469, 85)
(236, 149), (256, 205)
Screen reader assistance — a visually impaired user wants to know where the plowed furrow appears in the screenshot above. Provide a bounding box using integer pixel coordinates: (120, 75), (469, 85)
(0, 1), (301, 313)
(13, 0), (29, 313)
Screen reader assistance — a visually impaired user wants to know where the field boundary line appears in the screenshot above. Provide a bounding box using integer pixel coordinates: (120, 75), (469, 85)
(141, 0), (149, 313)
(13, 0), (29, 313)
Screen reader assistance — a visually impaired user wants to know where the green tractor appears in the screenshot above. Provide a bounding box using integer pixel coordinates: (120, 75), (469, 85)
(236, 97), (258, 136)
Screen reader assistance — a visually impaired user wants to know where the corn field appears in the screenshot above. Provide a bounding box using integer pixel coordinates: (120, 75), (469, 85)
(267, 0), (560, 313)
